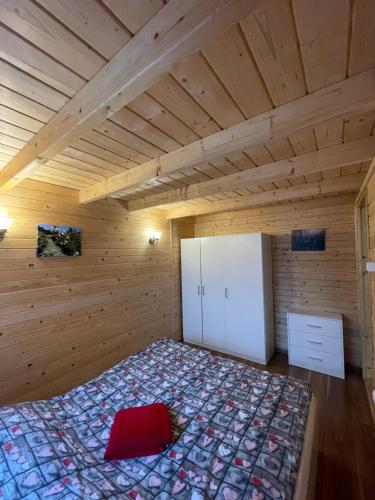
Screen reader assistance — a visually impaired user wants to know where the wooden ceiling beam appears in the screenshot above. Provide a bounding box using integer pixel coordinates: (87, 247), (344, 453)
(165, 173), (366, 219)
(126, 137), (375, 211)
(79, 68), (375, 204)
(0, 0), (260, 191)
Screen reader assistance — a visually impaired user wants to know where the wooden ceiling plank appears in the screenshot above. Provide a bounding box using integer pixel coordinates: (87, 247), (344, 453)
(68, 139), (137, 171)
(35, 0), (130, 60)
(0, 61), (68, 111)
(288, 128), (316, 155)
(0, 133), (26, 151)
(148, 74), (221, 137)
(45, 160), (107, 183)
(0, 0), (260, 189)
(240, 0), (306, 106)
(314, 117), (344, 149)
(293, 0), (350, 92)
(349, 0), (375, 76)
(288, 175), (309, 185)
(343, 112), (375, 142)
(0, 25), (84, 97)
(224, 152), (256, 171)
(341, 163), (362, 176)
(80, 131), (144, 165)
(127, 93), (200, 145)
(194, 162), (225, 179)
(30, 169), (91, 189)
(0, 0), (104, 79)
(202, 23), (272, 118)
(126, 137), (375, 211)
(62, 146), (124, 175)
(0, 122), (34, 143)
(101, 0), (165, 35)
(95, 121), (163, 159)
(54, 152), (124, 177)
(166, 173), (365, 219)
(110, 106), (181, 152)
(322, 168), (341, 180)
(264, 138), (294, 161)
(0, 86), (55, 123)
(79, 68), (375, 203)
(172, 52), (245, 128)
(0, 105), (44, 134)
(244, 144), (274, 166)
(209, 158), (239, 175)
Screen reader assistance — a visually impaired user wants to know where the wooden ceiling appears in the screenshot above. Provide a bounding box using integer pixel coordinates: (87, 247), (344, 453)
(0, 0), (374, 218)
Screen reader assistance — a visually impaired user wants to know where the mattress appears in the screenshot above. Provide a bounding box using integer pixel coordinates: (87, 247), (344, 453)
(0, 339), (311, 499)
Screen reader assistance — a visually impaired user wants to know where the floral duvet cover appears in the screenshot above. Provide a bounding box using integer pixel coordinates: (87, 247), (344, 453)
(0, 339), (311, 499)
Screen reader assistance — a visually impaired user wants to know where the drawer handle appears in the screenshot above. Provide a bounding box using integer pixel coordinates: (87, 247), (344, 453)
(306, 324), (322, 329)
(307, 340), (323, 345)
(308, 355), (323, 361)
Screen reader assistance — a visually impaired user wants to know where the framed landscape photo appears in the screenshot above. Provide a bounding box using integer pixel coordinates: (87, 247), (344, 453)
(292, 228), (326, 251)
(37, 224), (81, 257)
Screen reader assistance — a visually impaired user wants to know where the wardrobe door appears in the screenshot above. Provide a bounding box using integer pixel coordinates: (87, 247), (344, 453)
(200, 236), (226, 350)
(181, 238), (202, 344)
(223, 233), (265, 361)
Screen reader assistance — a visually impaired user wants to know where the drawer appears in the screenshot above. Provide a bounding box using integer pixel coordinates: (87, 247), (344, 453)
(289, 345), (344, 378)
(289, 329), (343, 356)
(288, 313), (342, 338)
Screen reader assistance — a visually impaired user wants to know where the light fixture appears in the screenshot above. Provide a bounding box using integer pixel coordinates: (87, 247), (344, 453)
(0, 213), (11, 241)
(148, 230), (161, 245)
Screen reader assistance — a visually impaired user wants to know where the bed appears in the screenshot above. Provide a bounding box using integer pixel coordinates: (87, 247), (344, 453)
(0, 339), (316, 499)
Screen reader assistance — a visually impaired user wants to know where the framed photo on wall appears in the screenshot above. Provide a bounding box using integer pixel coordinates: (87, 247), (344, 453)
(37, 224), (81, 257)
(291, 229), (325, 251)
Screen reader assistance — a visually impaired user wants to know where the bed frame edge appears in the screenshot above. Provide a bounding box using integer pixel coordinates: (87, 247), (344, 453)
(293, 393), (318, 500)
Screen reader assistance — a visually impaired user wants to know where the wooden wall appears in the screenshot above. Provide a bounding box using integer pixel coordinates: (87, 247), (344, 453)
(0, 180), (176, 405)
(365, 172), (375, 387)
(194, 194), (361, 367)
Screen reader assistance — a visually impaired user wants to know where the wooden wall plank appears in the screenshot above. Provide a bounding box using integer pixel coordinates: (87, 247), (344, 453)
(0, 180), (176, 405)
(193, 194), (361, 366)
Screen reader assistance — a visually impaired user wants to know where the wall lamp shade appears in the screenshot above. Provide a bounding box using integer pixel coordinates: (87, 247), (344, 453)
(0, 214), (11, 241)
(148, 231), (161, 245)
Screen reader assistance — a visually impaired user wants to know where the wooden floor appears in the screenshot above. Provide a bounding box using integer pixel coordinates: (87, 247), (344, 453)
(251, 352), (375, 500)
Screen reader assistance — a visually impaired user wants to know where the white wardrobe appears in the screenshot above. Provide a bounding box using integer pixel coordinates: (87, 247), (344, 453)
(181, 233), (274, 364)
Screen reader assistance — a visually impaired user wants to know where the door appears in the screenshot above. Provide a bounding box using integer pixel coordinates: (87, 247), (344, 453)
(357, 200), (374, 381)
(201, 236), (226, 350)
(181, 238), (202, 344)
(223, 233), (265, 360)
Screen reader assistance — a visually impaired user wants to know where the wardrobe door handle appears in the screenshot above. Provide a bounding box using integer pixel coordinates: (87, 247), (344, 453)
(197, 285), (201, 295)
(225, 287), (229, 299)
(202, 286), (205, 296)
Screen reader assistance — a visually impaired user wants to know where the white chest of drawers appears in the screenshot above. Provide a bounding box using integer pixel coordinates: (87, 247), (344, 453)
(287, 308), (345, 379)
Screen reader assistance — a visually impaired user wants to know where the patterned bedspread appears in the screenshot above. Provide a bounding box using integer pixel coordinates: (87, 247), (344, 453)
(0, 339), (311, 499)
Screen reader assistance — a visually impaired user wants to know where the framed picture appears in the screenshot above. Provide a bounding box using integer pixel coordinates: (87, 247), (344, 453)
(291, 229), (325, 251)
(37, 224), (81, 257)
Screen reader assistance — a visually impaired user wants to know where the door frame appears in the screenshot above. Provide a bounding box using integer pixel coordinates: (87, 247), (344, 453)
(355, 187), (374, 381)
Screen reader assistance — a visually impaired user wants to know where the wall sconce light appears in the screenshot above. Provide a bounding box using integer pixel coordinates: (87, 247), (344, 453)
(148, 230), (161, 245)
(0, 214), (11, 241)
